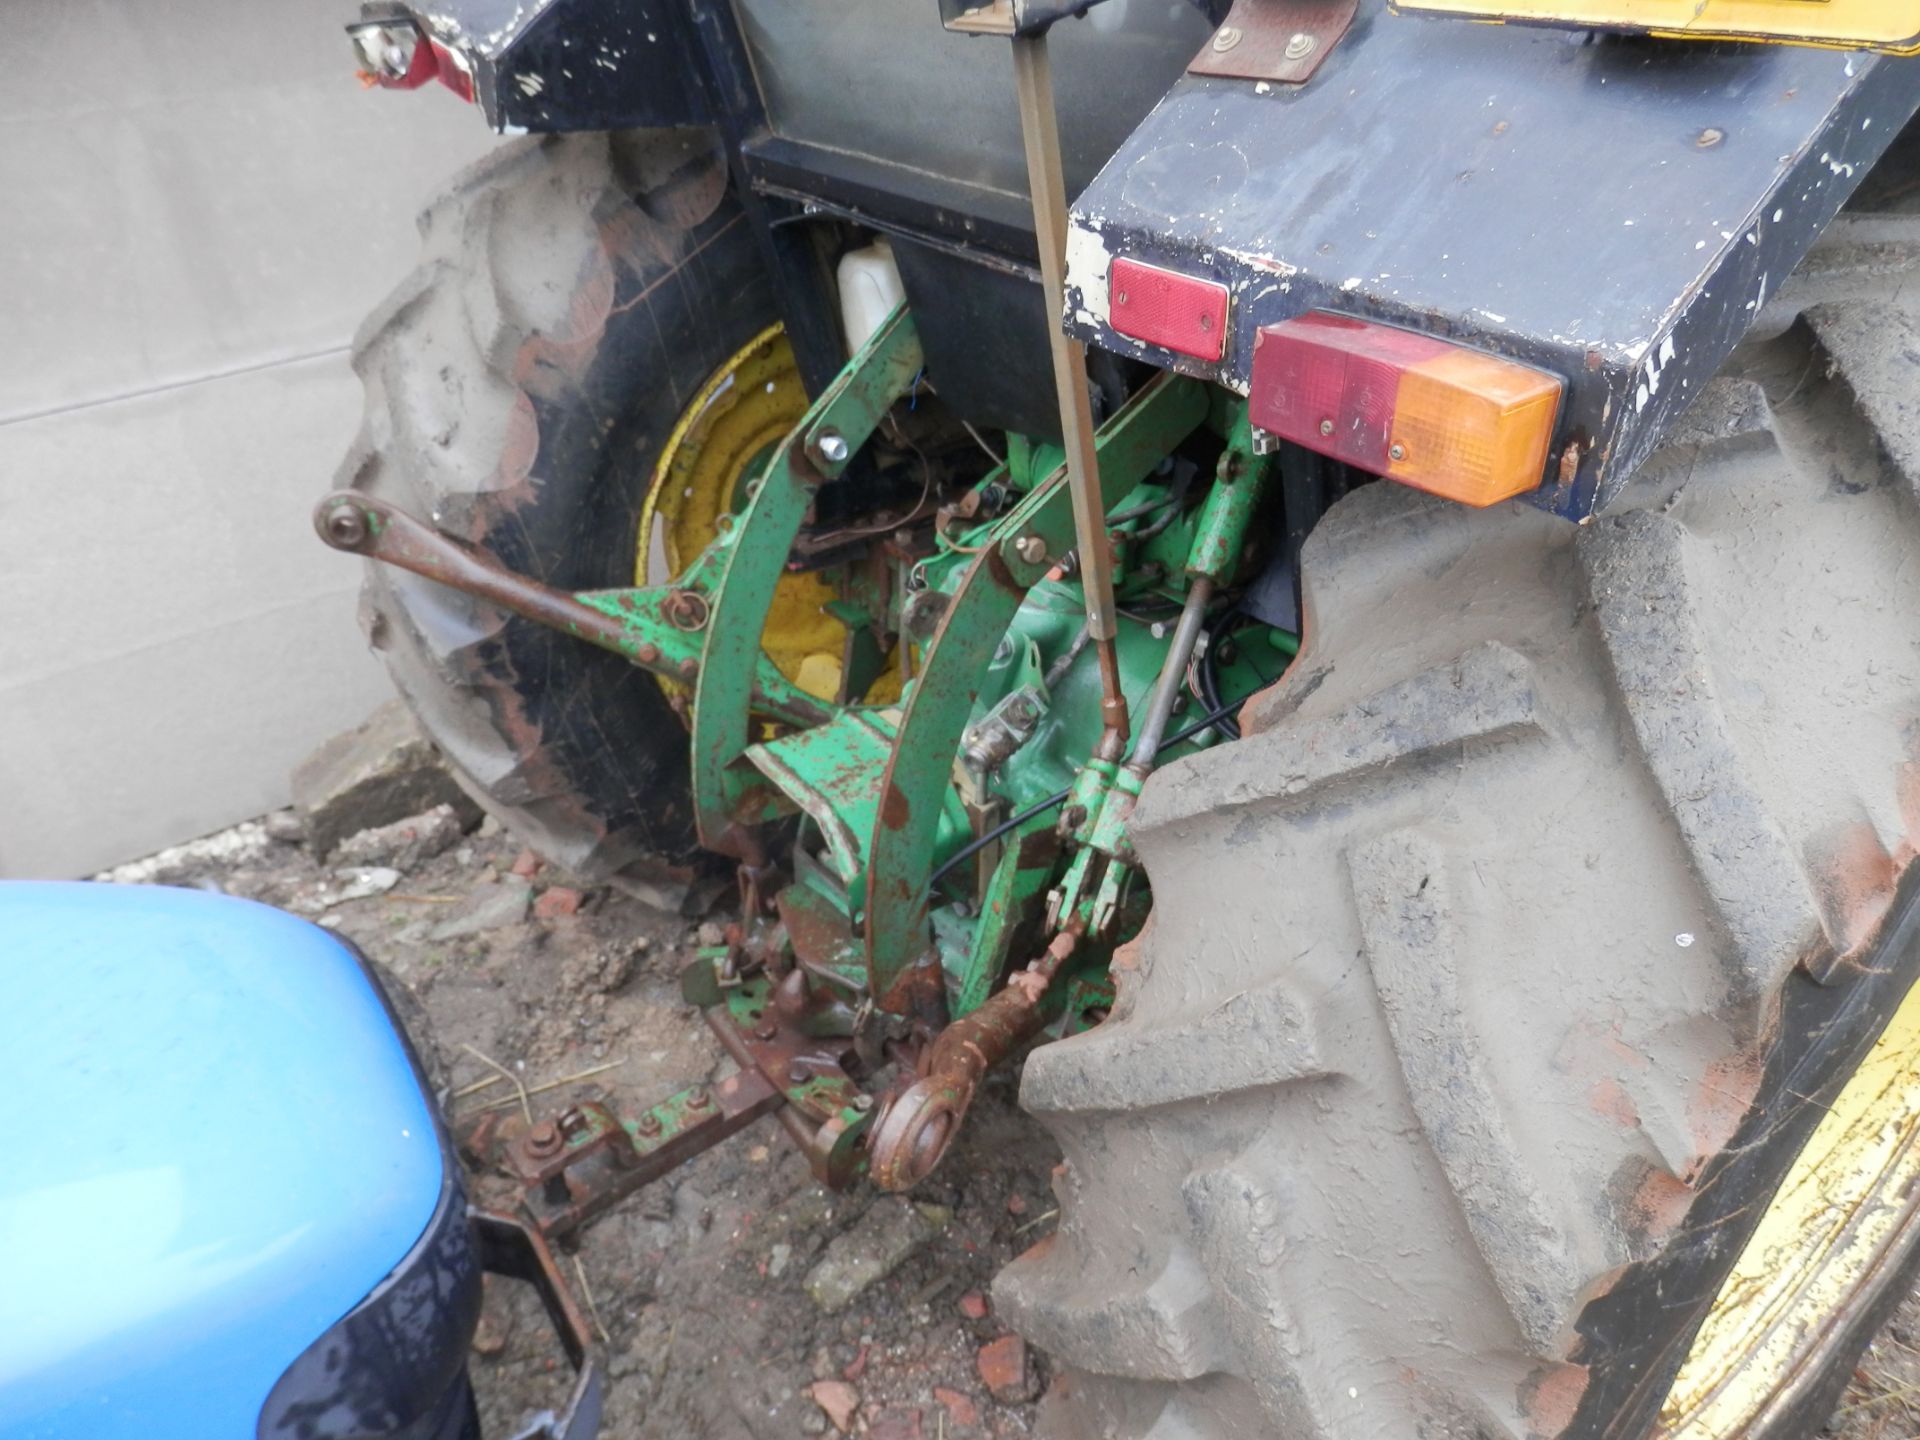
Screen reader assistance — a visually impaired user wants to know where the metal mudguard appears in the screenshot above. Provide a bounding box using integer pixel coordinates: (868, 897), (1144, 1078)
(1062, 21), (1919, 517)
(398, 0), (709, 133)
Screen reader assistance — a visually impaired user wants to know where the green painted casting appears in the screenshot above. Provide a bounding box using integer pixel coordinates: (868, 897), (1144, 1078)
(689, 305), (925, 850)
(572, 586), (832, 729)
(862, 373), (1211, 1003)
(949, 816), (1059, 1017)
(1187, 407), (1272, 584)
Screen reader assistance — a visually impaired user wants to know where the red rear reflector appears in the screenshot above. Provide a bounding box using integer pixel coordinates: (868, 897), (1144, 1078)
(1249, 312), (1562, 507)
(1109, 258), (1229, 363)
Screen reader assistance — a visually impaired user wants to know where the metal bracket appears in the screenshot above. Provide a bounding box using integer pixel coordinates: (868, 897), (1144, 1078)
(473, 1211), (604, 1440)
(860, 373), (1209, 1005)
(507, 1076), (786, 1238)
(688, 304), (923, 856)
(1188, 0), (1359, 83)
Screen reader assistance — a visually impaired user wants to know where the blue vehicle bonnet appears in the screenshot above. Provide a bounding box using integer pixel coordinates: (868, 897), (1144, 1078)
(0, 882), (446, 1440)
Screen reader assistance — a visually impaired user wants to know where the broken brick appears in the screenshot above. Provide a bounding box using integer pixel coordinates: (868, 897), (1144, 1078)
(934, 1386), (980, 1428)
(533, 885), (583, 918)
(843, 1342), (871, 1382)
(957, 1290), (989, 1321)
(808, 1379), (860, 1433)
(510, 848), (541, 878)
(977, 1335), (1038, 1404)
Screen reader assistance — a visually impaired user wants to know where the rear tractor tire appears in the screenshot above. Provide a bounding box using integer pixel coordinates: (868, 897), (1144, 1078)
(997, 214), (1920, 1437)
(337, 129), (793, 880)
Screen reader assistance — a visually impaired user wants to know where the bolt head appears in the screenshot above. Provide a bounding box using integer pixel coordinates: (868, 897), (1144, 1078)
(1211, 24), (1242, 50)
(1389, 442), (1407, 461)
(852, 1094), (875, 1113)
(687, 1088), (712, 1111)
(637, 641), (661, 664)
(526, 1120), (562, 1157)
(1015, 534), (1049, 565)
(323, 504), (367, 549)
(814, 429), (851, 466)
(637, 1112), (663, 1136)
(1284, 31), (1316, 59)
(1318, 418), (1335, 437)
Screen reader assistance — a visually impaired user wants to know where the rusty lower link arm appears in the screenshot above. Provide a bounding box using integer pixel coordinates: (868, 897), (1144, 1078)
(868, 928), (1080, 1191)
(314, 491), (832, 729)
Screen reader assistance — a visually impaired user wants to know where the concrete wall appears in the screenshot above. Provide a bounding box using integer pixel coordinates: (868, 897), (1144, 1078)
(0, 1), (499, 877)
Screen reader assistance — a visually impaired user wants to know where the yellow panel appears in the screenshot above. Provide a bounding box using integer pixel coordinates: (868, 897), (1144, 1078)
(1660, 967), (1920, 1434)
(638, 324), (856, 704)
(1390, 0), (1920, 52)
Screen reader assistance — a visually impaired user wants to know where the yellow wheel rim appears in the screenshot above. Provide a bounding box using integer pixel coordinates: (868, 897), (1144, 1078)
(1660, 973), (1920, 1434)
(638, 324), (847, 702)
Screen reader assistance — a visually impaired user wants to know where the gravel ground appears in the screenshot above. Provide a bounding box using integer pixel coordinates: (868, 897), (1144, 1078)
(103, 807), (1920, 1439)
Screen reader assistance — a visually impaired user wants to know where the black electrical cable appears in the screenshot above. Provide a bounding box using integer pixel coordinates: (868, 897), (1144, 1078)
(927, 694), (1254, 893)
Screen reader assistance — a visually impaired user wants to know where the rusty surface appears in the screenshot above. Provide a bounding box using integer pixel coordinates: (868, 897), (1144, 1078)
(703, 999), (873, 1187)
(777, 884), (862, 979)
(509, 1076), (784, 1238)
(869, 930), (1078, 1191)
(877, 951), (951, 1034)
(315, 490), (831, 729)
(472, 1209), (604, 1436)
(1187, 0), (1358, 83)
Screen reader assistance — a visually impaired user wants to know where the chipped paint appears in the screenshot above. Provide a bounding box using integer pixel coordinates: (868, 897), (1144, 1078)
(1063, 222), (1114, 331)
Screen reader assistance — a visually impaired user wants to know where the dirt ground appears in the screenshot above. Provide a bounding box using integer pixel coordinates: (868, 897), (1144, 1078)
(106, 811), (1058, 1440)
(104, 808), (1920, 1440)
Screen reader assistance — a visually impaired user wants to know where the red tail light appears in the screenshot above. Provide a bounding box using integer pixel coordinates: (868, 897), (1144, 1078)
(1250, 312), (1562, 507)
(348, 19), (475, 103)
(1109, 258), (1230, 363)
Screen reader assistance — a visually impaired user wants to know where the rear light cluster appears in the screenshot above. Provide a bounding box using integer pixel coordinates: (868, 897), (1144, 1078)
(1102, 256), (1562, 507)
(1249, 312), (1561, 507)
(347, 18), (475, 102)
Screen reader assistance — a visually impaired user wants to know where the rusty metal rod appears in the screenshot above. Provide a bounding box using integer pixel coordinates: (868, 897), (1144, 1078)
(1128, 577), (1214, 772)
(1011, 33), (1130, 750)
(315, 491), (831, 729)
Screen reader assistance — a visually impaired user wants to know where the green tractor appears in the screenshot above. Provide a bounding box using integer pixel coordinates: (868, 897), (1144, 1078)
(322, 3), (1920, 1434)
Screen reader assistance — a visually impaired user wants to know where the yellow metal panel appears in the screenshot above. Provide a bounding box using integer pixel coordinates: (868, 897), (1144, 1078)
(1391, 0), (1920, 52)
(637, 324), (856, 703)
(1660, 967), (1920, 1433)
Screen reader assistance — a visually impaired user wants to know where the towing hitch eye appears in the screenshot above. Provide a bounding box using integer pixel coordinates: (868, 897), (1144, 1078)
(869, 929), (1080, 1191)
